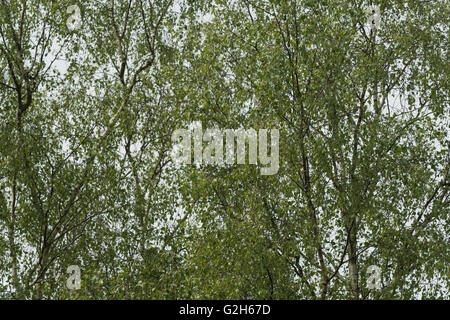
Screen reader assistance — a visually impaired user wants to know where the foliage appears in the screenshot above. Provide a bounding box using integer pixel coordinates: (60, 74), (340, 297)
(0, 0), (448, 299)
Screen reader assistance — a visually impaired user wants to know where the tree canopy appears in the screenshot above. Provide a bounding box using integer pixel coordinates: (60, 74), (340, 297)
(0, 0), (448, 299)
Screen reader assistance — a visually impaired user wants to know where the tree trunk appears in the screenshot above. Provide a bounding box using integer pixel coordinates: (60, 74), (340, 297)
(347, 223), (359, 299)
(8, 173), (21, 298)
(32, 246), (50, 300)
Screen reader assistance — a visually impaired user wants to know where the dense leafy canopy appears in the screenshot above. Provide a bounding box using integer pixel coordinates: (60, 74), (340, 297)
(0, 0), (448, 299)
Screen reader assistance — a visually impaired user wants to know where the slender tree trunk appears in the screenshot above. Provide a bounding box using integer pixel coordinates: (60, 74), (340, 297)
(32, 246), (50, 300)
(7, 173), (20, 298)
(347, 222), (359, 298)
